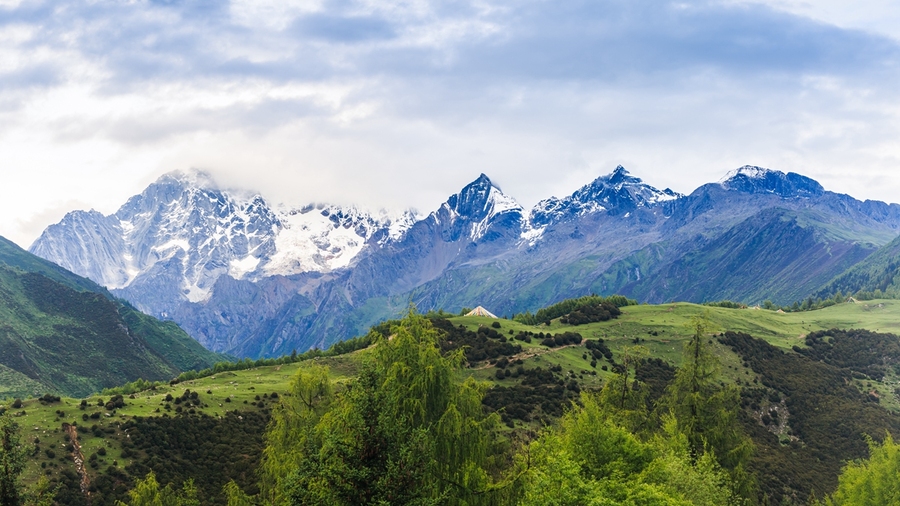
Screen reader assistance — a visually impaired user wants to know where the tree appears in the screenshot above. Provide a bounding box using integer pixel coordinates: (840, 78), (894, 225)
(0, 413), (26, 506)
(115, 472), (200, 506)
(262, 310), (513, 506)
(259, 365), (334, 504)
(518, 393), (739, 506)
(223, 481), (256, 506)
(594, 346), (651, 434)
(659, 313), (755, 500)
(823, 433), (900, 505)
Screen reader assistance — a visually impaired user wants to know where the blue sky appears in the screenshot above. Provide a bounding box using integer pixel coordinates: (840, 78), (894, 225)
(2, 0), (900, 246)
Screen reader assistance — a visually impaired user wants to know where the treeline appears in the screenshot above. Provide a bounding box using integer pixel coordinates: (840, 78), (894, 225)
(704, 288), (895, 314)
(513, 294), (637, 325)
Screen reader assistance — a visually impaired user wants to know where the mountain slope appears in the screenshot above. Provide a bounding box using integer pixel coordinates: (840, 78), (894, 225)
(625, 208), (877, 303)
(0, 236), (222, 397)
(814, 233), (900, 299)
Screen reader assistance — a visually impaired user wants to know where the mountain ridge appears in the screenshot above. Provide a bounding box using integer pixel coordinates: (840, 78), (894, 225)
(29, 166), (900, 357)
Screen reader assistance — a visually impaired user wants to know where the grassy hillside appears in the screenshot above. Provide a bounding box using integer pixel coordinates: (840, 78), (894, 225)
(7, 298), (900, 504)
(4, 356), (358, 505)
(0, 236), (224, 398)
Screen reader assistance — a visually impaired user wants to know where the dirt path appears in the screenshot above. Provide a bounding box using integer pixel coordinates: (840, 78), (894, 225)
(63, 423), (91, 504)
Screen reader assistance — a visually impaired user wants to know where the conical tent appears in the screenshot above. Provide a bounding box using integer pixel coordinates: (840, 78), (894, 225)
(465, 306), (499, 318)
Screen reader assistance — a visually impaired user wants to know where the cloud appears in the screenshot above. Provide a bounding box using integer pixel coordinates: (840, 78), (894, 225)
(1, 0), (900, 248)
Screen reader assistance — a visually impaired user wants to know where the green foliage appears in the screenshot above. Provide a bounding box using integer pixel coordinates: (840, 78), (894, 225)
(720, 331), (900, 503)
(262, 311), (511, 505)
(482, 367), (576, 426)
(431, 318), (521, 365)
(513, 294), (636, 325)
(703, 300), (747, 309)
(123, 411), (267, 505)
(0, 413), (26, 506)
(115, 472), (200, 506)
(223, 481), (256, 506)
(823, 433), (900, 506)
(659, 315), (755, 498)
(0, 414), (53, 506)
(558, 301), (622, 325)
(795, 328), (900, 381)
(101, 379), (166, 397)
(518, 393), (740, 506)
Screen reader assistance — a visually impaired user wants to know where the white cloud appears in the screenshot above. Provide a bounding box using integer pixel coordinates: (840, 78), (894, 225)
(1, 0), (900, 248)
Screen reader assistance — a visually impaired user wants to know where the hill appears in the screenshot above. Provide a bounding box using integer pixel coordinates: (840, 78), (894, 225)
(0, 236), (223, 398)
(8, 298), (900, 504)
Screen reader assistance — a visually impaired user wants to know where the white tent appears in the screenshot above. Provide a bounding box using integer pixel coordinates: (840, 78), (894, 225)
(465, 306), (499, 318)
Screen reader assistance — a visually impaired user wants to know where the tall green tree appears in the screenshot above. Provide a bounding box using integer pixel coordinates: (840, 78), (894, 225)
(262, 310), (512, 506)
(823, 433), (900, 505)
(0, 413), (26, 506)
(659, 313), (755, 500)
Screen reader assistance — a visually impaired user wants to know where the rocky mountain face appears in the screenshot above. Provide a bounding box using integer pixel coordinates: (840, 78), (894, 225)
(30, 165), (900, 357)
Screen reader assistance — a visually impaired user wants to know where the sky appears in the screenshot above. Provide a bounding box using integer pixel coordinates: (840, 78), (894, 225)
(2, 0), (900, 248)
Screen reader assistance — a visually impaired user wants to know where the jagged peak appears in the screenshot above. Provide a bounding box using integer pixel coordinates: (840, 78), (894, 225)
(526, 166), (681, 230)
(473, 173), (492, 186)
(446, 174), (522, 213)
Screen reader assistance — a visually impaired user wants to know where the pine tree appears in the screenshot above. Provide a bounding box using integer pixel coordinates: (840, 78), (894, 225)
(660, 313), (756, 500)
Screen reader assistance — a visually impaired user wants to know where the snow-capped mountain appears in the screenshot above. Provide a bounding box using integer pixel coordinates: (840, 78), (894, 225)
(29, 165), (900, 358)
(429, 173), (524, 242)
(31, 170), (417, 306)
(719, 165), (824, 198)
(529, 166), (680, 228)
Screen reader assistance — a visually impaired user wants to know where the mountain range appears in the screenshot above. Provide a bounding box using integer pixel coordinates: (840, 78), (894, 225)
(30, 166), (900, 357)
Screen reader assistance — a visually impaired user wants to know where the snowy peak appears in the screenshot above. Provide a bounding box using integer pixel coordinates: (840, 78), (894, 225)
(435, 174), (524, 241)
(529, 166), (680, 228)
(719, 166), (824, 198)
(265, 203), (417, 275)
(30, 170), (419, 305)
(446, 174), (522, 219)
(29, 209), (128, 289)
